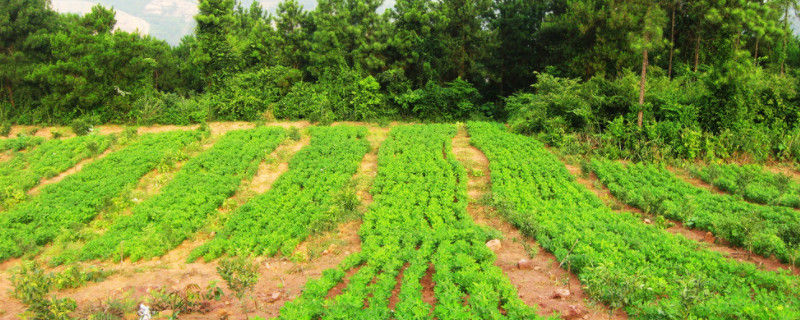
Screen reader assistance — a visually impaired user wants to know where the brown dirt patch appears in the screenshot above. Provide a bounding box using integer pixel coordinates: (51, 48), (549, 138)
(1, 220), (364, 320)
(248, 137), (310, 195)
(0, 152), (12, 163)
(419, 264), (436, 310)
(564, 162), (799, 276)
(764, 165), (800, 183)
(0, 258), (26, 320)
(27, 147), (115, 196)
(354, 126), (390, 207)
(452, 126), (625, 319)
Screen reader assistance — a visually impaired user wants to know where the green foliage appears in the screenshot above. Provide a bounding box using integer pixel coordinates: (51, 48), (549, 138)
(1, 122), (10, 136)
(70, 119), (92, 136)
(217, 256), (259, 299)
(0, 134), (44, 152)
(0, 130), (200, 262)
(11, 261), (112, 320)
(75, 127), (286, 262)
(467, 121), (800, 318)
(592, 159), (800, 264)
(287, 126), (301, 141)
(279, 125), (541, 319)
(395, 78), (486, 121)
(0, 134), (112, 210)
(213, 66), (303, 121)
(693, 163), (800, 208)
(190, 125), (369, 261)
(146, 282), (223, 314)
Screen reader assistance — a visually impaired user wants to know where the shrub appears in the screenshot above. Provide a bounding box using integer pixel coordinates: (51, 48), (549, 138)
(1, 122), (11, 136)
(217, 256), (260, 299)
(71, 118), (92, 136)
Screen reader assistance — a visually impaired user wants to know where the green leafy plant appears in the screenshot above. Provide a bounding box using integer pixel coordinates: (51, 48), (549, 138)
(11, 261), (79, 320)
(1, 122), (11, 136)
(288, 126), (301, 141)
(217, 256), (260, 299)
(467, 121), (800, 318)
(71, 118), (92, 136)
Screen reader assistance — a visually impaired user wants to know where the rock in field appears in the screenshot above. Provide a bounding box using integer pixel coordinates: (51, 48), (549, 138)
(486, 239), (502, 252)
(517, 258), (533, 270)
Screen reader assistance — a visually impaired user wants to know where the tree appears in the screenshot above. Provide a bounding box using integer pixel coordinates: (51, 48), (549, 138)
(194, 0), (235, 90)
(275, 0), (312, 71)
(386, 0), (444, 86)
(0, 0), (57, 111)
(631, 2), (667, 127)
(485, 0), (549, 96)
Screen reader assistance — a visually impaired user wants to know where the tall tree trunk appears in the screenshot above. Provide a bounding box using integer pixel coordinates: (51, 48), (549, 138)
(638, 40), (649, 128)
(668, 5), (675, 79)
(694, 34), (701, 72)
(783, 5), (789, 76)
(4, 78), (14, 107)
(754, 37), (760, 67)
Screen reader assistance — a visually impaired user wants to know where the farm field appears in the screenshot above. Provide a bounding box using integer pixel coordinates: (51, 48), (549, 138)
(0, 122), (799, 320)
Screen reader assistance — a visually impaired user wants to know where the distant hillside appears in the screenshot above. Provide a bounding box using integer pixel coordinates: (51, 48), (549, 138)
(51, 0), (395, 46)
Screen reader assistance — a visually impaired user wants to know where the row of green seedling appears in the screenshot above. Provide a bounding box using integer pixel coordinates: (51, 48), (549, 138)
(691, 163), (800, 208)
(190, 125), (370, 261)
(593, 159), (800, 264)
(72, 126), (287, 262)
(1, 134), (112, 210)
(466, 121), (800, 319)
(279, 125), (545, 319)
(0, 130), (202, 261)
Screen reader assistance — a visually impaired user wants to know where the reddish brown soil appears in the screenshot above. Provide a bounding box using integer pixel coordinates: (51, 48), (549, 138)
(0, 259), (26, 320)
(452, 127), (625, 319)
(563, 162), (799, 276)
(248, 136), (310, 195)
(354, 127), (390, 206)
(0, 121), (314, 142)
(764, 165), (800, 182)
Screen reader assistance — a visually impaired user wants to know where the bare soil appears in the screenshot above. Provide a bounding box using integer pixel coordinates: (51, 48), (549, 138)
(247, 136), (310, 195)
(563, 162), (799, 276)
(452, 126), (626, 320)
(764, 165), (800, 182)
(0, 121), (313, 141)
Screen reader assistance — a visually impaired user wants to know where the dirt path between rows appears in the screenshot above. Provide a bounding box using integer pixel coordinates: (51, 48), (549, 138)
(452, 126), (625, 320)
(561, 162), (799, 276)
(0, 121), (314, 141)
(52, 124), (384, 320)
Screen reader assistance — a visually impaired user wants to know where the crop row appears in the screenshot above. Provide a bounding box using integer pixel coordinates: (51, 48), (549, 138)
(691, 163), (800, 208)
(592, 159), (800, 264)
(0, 134), (112, 210)
(73, 126), (287, 262)
(190, 125), (370, 261)
(466, 121), (800, 319)
(0, 135), (44, 152)
(0, 130), (201, 261)
(279, 125), (543, 319)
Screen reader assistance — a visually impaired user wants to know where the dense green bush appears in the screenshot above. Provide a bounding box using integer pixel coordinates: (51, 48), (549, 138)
(70, 119), (92, 136)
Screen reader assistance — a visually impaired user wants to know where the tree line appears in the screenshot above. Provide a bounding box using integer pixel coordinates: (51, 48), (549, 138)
(3, 0), (800, 160)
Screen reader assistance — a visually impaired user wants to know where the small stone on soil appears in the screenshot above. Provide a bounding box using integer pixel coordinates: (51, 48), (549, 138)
(269, 292), (281, 302)
(644, 218), (652, 224)
(517, 258), (533, 270)
(486, 239), (502, 252)
(553, 288), (571, 299)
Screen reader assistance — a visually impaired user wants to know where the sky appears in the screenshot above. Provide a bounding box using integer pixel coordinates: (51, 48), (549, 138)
(51, 0), (396, 45)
